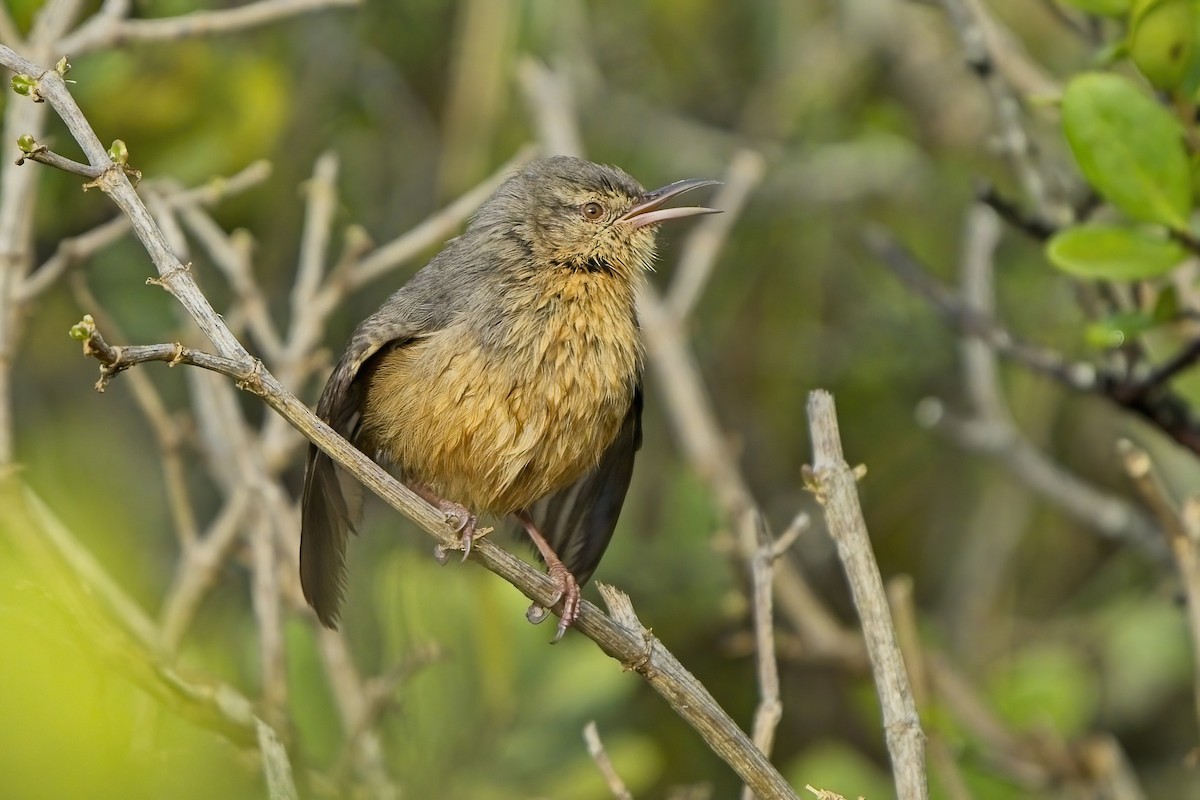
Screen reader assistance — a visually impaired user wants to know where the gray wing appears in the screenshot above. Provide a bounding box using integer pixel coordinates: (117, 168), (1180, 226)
(300, 260), (464, 628)
(527, 382), (643, 587)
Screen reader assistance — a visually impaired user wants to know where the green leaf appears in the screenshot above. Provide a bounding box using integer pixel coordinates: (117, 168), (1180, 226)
(1129, 0), (1198, 90)
(1084, 311), (1159, 348)
(1047, 224), (1187, 279)
(1062, 73), (1192, 229)
(1062, 0), (1132, 14)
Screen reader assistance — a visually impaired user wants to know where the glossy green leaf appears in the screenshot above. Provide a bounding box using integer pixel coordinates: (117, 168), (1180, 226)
(1062, 73), (1192, 229)
(1061, 0), (1131, 14)
(1047, 224), (1187, 279)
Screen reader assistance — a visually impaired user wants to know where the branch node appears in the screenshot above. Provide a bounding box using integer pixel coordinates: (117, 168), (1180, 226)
(146, 262), (193, 290)
(236, 359), (267, 396)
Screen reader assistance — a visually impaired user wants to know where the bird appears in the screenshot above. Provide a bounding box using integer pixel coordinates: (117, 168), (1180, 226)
(300, 155), (719, 641)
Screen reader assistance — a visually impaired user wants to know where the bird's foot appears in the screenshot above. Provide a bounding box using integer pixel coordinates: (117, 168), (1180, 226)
(432, 500), (492, 564)
(516, 511), (581, 643)
(525, 561), (580, 643)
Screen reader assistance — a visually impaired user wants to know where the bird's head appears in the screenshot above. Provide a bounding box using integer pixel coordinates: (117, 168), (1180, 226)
(473, 156), (719, 280)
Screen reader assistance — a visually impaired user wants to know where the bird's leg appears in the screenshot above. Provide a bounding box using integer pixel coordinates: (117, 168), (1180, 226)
(410, 484), (490, 563)
(515, 510), (580, 643)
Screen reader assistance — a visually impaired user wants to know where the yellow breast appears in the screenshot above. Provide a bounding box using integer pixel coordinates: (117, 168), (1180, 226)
(361, 270), (641, 514)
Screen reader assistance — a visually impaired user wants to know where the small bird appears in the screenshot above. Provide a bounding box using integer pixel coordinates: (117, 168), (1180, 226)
(300, 156), (718, 640)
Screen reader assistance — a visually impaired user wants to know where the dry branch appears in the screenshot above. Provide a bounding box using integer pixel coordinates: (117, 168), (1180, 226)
(804, 390), (928, 800)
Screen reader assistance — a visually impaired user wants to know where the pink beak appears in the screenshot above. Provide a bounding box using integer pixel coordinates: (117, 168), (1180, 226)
(619, 178), (721, 229)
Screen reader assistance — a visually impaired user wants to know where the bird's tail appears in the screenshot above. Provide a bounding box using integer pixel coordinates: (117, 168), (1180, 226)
(300, 445), (361, 628)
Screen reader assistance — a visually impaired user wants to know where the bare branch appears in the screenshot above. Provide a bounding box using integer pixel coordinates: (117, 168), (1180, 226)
(667, 149), (765, 320)
(59, 0), (361, 55)
(0, 49), (251, 359)
(19, 161), (271, 301)
(292, 151), (340, 353)
(1118, 439), (1200, 729)
(251, 506), (288, 730)
(347, 144), (536, 289)
(518, 56), (584, 158)
(931, 0), (1065, 223)
(315, 628), (399, 800)
(888, 577), (973, 800)
(584, 721), (634, 800)
(868, 226), (1200, 458)
(160, 490), (253, 650)
(71, 276), (201, 549)
(638, 287), (862, 663)
(739, 511), (805, 800)
(804, 390), (928, 800)
(15, 142), (106, 178)
(175, 200), (285, 362)
(597, 584), (801, 800)
(867, 227), (1095, 390)
(256, 719), (299, 800)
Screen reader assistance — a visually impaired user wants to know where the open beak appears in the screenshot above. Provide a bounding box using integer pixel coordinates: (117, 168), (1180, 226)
(619, 178), (721, 229)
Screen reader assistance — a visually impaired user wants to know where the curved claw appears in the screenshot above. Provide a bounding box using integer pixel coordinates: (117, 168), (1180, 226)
(429, 499), (485, 564)
(545, 563), (580, 644)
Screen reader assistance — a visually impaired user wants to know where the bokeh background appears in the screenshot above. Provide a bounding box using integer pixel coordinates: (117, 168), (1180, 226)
(2, 0), (1196, 798)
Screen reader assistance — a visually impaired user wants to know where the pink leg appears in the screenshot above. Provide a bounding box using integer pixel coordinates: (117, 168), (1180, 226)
(410, 484), (482, 563)
(516, 510), (581, 643)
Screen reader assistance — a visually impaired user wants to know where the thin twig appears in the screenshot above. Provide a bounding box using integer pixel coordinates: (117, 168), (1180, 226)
(1118, 439), (1200, 729)
(888, 577), (973, 800)
(256, 719), (300, 800)
(518, 56), (584, 158)
(251, 505), (288, 730)
(15, 144), (106, 178)
(976, 183), (1056, 242)
(931, 0), (1064, 224)
(71, 276), (201, 549)
(1127, 337), (1200, 398)
(159, 490), (253, 650)
(176, 202), (285, 363)
(639, 288), (862, 662)
(315, 628), (400, 800)
(868, 226), (1200, 457)
(584, 721), (634, 800)
(667, 149), (765, 320)
(739, 510), (803, 800)
(290, 151), (339, 364)
(347, 144), (536, 289)
(59, 0), (361, 55)
(20, 160), (272, 301)
(866, 227), (1097, 391)
(804, 390), (928, 800)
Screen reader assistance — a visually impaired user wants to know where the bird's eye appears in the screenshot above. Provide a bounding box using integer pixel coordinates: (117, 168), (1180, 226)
(581, 201), (605, 221)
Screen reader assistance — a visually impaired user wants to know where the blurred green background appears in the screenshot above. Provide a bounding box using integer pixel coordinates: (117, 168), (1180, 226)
(2, 0), (1197, 798)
